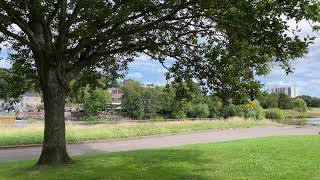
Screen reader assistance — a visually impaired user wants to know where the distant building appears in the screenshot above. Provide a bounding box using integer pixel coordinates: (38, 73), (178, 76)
(108, 87), (123, 105)
(270, 86), (299, 98)
(144, 83), (157, 88)
(18, 92), (42, 109)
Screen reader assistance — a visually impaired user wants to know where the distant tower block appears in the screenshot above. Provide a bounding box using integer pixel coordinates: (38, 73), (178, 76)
(270, 86), (299, 98)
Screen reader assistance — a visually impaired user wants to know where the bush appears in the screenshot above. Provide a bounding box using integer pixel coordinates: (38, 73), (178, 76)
(258, 94), (278, 109)
(86, 115), (98, 121)
(220, 104), (244, 118)
(188, 103), (210, 118)
(206, 96), (223, 118)
(265, 108), (285, 120)
(278, 94), (292, 109)
(291, 98), (307, 112)
(171, 110), (187, 119)
(244, 102), (265, 120)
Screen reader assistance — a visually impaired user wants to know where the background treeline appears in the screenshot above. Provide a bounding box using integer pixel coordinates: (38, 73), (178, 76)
(121, 81), (264, 120)
(257, 93), (308, 112)
(296, 95), (320, 108)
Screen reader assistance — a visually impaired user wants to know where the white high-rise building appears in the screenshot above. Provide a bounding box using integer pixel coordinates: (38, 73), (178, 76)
(270, 86), (299, 98)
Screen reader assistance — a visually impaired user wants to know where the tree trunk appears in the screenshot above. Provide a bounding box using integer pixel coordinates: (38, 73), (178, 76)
(37, 67), (71, 165)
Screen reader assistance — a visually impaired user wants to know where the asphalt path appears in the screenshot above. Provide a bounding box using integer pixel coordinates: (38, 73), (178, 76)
(0, 126), (319, 162)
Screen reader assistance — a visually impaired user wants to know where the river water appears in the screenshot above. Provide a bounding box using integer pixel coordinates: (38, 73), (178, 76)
(306, 117), (320, 126)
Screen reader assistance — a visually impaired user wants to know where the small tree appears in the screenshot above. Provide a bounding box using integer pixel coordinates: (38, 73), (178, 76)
(278, 94), (293, 109)
(121, 81), (145, 119)
(291, 98), (308, 112)
(84, 88), (111, 116)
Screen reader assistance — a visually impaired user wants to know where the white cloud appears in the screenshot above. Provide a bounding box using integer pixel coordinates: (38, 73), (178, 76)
(126, 72), (144, 80)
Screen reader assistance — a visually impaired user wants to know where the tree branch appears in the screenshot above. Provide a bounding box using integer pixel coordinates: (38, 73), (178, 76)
(0, 25), (34, 48)
(2, 3), (36, 44)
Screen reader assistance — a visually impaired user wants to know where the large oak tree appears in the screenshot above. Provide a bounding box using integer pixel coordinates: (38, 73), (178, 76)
(0, 0), (319, 165)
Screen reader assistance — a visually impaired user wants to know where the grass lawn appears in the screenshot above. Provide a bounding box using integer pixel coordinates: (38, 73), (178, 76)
(0, 136), (320, 179)
(0, 118), (274, 146)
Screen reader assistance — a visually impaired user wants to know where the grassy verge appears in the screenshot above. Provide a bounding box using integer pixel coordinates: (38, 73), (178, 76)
(1, 136), (320, 179)
(0, 116), (16, 125)
(0, 117), (274, 146)
(283, 108), (320, 118)
(274, 118), (307, 126)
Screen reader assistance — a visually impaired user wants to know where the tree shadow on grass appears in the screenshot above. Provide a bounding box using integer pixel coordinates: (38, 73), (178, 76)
(3, 147), (217, 180)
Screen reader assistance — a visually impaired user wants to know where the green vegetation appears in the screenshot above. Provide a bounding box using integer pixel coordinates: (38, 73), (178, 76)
(291, 98), (308, 112)
(298, 95), (320, 108)
(122, 81), (266, 120)
(83, 88), (112, 116)
(1, 136), (320, 179)
(220, 104), (244, 118)
(0, 118), (273, 146)
(282, 108), (320, 118)
(258, 93), (308, 112)
(265, 109), (285, 120)
(275, 118), (307, 126)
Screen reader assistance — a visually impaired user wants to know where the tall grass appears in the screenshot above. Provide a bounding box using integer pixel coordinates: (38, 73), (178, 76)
(0, 117), (274, 146)
(282, 108), (320, 118)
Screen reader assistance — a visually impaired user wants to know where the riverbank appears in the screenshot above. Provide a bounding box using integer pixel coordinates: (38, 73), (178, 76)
(0, 118), (275, 146)
(283, 108), (320, 118)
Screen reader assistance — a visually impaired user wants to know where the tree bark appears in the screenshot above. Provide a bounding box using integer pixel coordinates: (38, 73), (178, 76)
(37, 67), (71, 165)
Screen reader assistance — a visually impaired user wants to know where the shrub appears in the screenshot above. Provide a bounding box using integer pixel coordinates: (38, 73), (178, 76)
(244, 101), (265, 120)
(206, 96), (223, 118)
(278, 93), (292, 109)
(220, 104), (244, 118)
(291, 98), (307, 112)
(265, 108), (285, 120)
(258, 94), (279, 109)
(188, 103), (210, 118)
(86, 115), (98, 121)
(171, 110), (187, 119)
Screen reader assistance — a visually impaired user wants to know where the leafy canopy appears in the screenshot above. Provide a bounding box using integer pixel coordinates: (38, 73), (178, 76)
(0, 0), (319, 101)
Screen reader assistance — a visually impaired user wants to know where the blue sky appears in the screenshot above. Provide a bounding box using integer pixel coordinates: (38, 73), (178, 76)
(1, 22), (319, 97)
(124, 21), (320, 97)
(125, 36), (320, 97)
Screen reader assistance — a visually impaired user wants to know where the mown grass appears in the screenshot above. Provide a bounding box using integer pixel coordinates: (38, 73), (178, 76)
(0, 136), (320, 179)
(0, 118), (274, 146)
(283, 108), (320, 118)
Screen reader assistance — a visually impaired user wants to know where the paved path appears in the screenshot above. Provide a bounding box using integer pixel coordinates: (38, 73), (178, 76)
(0, 126), (319, 162)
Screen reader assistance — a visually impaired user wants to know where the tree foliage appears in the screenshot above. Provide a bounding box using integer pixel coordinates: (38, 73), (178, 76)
(291, 98), (308, 112)
(298, 95), (320, 107)
(83, 88), (111, 116)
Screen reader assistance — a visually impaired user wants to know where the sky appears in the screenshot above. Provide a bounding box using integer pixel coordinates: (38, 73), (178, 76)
(124, 20), (320, 97)
(1, 21), (319, 97)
